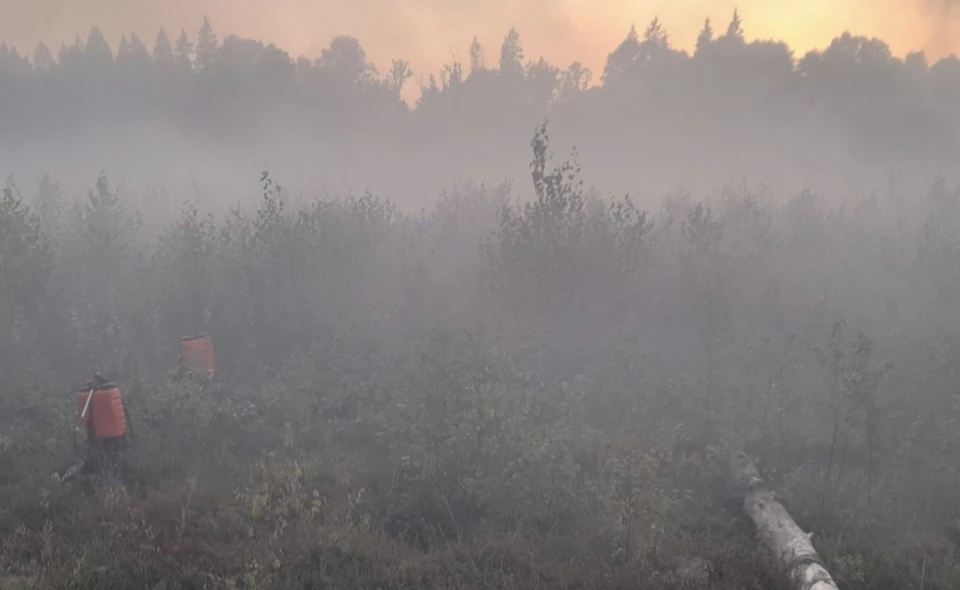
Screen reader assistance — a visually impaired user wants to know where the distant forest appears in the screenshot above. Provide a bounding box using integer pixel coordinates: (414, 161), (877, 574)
(2, 11), (958, 199)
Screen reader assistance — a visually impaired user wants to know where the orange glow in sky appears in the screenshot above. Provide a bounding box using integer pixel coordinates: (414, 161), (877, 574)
(1, 0), (957, 96)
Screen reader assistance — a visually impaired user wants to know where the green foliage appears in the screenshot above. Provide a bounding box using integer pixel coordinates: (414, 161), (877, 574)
(0, 179), (51, 310)
(4, 124), (960, 588)
(485, 122), (653, 374)
(0, 179), (53, 378)
(235, 452), (324, 533)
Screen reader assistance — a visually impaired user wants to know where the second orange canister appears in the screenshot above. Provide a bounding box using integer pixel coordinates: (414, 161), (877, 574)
(180, 333), (217, 378)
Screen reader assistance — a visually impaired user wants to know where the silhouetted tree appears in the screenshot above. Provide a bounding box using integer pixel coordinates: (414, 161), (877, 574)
(387, 59), (413, 94)
(84, 26), (115, 77)
(153, 28), (174, 66)
(117, 33), (151, 76)
(320, 35), (375, 88)
(602, 25), (640, 86)
(195, 17), (218, 73)
(32, 41), (53, 71)
(726, 8), (744, 40)
(499, 28), (524, 77)
(469, 35), (484, 72)
(557, 61), (592, 102)
(173, 29), (193, 73)
(695, 18), (714, 56)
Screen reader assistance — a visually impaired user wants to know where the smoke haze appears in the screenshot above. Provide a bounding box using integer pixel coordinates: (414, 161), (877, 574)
(2, 0), (959, 97)
(6, 2), (960, 588)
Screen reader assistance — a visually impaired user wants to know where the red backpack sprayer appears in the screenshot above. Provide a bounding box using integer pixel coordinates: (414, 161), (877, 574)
(178, 333), (217, 382)
(55, 373), (130, 483)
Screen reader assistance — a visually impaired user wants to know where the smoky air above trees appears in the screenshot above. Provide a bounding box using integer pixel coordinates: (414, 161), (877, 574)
(0, 11), (959, 207)
(4, 8), (960, 590)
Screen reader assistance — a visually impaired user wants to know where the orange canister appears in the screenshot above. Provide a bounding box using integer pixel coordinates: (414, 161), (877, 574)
(180, 333), (217, 378)
(77, 382), (128, 441)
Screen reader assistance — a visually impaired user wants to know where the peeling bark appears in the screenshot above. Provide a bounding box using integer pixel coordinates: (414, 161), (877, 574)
(731, 451), (840, 590)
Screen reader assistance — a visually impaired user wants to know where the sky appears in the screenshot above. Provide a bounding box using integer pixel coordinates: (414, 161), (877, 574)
(0, 0), (958, 94)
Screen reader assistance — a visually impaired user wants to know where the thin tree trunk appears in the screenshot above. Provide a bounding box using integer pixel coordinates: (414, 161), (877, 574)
(731, 451), (840, 590)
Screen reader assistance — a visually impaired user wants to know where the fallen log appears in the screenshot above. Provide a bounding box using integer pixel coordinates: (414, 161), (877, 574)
(731, 450), (840, 590)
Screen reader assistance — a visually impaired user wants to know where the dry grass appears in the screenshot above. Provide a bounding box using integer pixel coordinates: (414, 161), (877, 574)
(1, 362), (956, 589)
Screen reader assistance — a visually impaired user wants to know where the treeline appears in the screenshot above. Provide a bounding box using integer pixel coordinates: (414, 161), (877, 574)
(1, 11), (958, 170)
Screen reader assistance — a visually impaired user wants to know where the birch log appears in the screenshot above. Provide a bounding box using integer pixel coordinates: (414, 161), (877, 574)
(731, 450), (840, 590)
